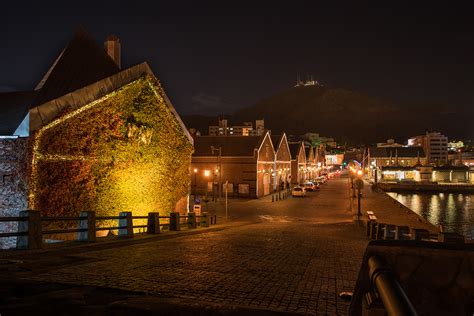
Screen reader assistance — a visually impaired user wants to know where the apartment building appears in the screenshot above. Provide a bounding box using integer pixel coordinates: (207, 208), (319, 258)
(408, 132), (448, 164)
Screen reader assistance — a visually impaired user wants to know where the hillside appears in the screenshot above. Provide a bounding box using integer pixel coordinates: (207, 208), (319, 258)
(231, 85), (473, 144)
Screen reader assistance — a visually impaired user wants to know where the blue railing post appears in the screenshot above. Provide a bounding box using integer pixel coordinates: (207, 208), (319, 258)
(118, 212), (133, 238)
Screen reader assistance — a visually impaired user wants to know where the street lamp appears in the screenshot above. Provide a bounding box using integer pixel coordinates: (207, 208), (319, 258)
(354, 169), (364, 222)
(204, 170), (210, 201)
(193, 168), (198, 198)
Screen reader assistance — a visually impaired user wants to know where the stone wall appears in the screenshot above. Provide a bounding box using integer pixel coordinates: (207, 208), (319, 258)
(0, 138), (29, 249)
(349, 241), (474, 315)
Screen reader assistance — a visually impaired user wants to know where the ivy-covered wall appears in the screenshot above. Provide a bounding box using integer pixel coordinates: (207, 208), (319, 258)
(29, 76), (193, 222)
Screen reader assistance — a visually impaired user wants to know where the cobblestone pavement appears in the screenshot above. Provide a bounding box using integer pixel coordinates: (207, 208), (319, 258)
(3, 176), (370, 315)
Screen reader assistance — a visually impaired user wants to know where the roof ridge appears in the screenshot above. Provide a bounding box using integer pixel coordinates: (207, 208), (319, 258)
(32, 27), (120, 107)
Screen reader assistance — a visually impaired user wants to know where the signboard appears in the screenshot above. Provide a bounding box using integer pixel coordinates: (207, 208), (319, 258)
(193, 204), (201, 215)
(238, 183), (249, 195)
(354, 179), (364, 190)
(223, 182), (233, 193)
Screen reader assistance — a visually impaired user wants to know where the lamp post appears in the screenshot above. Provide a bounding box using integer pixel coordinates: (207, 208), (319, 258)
(211, 146), (222, 200)
(355, 170), (364, 221)
(193, 168), (198, 199)
(204, 169), (210, 201)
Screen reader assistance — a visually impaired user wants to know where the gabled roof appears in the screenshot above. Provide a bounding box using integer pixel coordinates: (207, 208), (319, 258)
(33, 28), (120, 106)
(0, 91), (36, 135)
(369, 146), (426, 158)
(193, 135), (266, 157)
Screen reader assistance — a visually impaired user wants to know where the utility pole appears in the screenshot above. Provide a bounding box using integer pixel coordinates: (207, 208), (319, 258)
(211, 146), (222, 201)
(225, 180), (228, 221)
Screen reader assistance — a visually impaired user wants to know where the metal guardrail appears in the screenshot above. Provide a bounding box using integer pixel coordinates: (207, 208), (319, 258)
(368, 255), (417, 316)
(0, 210), (214, 250)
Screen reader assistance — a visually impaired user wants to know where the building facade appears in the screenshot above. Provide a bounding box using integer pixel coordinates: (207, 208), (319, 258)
(0, 30), (193, 247)
(368, 147), (426, 182)
(289, 142), (306, 185)
(191, 131), (275, 199)
(208, 118), (265, 136)
(408, 132), (448, 164)
(271, 134), (292, 190)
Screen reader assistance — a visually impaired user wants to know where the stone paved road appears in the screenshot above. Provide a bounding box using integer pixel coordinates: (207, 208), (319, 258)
(4, 175), (370, 315)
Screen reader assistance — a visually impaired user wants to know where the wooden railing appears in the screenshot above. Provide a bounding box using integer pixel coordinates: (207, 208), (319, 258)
(0, 211), (214, 250)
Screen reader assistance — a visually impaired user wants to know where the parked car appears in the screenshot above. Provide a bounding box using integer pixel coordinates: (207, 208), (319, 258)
(292, 186), (306, 197)
(302, 182), (317, 191)
(317, 176), (327, 184)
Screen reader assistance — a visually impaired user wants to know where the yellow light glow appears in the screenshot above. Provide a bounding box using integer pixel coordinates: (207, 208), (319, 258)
(193, 168), (198, 173)
(204, 170), (210, 177)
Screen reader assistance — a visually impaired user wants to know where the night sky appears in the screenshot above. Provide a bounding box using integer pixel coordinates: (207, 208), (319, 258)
(1, 1), (473, 116)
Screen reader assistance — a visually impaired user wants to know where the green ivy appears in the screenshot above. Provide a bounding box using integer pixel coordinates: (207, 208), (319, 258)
(30, 76), (193, 225)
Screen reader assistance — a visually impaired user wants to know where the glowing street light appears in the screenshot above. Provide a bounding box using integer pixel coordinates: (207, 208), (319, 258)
(204, 170), (210, 200)
(192, 168), (198, 197)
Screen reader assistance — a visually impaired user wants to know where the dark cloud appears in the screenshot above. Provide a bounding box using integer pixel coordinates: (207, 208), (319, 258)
(0, 86), (17, 92)
(188, 93), (235, 116)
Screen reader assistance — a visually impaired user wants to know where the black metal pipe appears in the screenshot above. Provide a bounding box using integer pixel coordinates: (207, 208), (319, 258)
(368, 255), (417, 316)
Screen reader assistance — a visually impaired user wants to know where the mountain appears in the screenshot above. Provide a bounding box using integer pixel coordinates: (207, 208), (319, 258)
(232, 85), (473, 144)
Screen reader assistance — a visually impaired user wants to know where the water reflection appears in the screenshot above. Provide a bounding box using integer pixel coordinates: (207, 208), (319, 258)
(387, 192), (474, 240)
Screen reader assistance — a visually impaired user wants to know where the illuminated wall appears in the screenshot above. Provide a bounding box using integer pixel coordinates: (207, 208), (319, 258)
(29, 75), (193, 221)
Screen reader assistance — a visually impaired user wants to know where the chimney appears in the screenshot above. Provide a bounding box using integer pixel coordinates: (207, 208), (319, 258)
(104, 35), (121, 68)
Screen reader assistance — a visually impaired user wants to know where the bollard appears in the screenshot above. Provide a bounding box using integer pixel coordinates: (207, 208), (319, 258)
(411, 228), (429, 241)
(17, 210), (42, 250)
(366, 220), (373, 236)
(78, 211), (96, 242)
(169, 212), (181, 231)
(383, 224), (396, 240)
(375, 223), (386, 240)
(147, 212), (160, 234)
(369, 221), (378, 240)
(214, 215), (217, 224)
(118, 212), (133, 238)
(272, 194), (275, 202)
(201, 212), (209, 227)
(395, 226), (410, 240)
(187, 212), (197, 229)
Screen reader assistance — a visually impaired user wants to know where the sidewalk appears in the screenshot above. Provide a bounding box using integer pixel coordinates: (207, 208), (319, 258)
(352, 180), (439, 234)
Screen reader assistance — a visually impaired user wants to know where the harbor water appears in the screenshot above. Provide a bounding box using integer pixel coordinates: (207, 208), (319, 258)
(387, 192), (474, 240)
